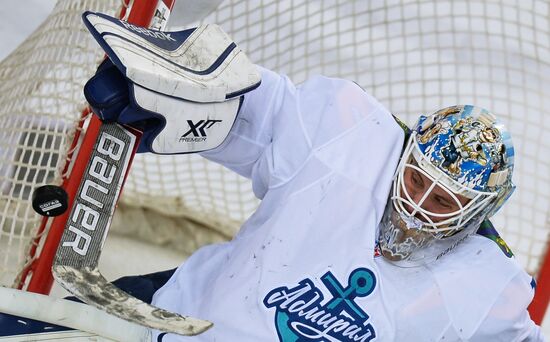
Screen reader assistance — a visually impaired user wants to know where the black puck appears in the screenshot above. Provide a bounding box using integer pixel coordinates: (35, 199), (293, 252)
(32, 185), (69, 217)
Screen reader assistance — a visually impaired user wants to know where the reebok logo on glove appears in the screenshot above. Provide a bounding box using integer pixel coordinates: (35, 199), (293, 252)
(119, 20), (175, 41)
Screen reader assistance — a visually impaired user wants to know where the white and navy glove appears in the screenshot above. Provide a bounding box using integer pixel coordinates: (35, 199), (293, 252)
(82, 11), (261, 154)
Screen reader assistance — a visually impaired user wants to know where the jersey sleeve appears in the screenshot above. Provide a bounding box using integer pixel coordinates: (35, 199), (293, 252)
(471, 271), (545, 341)
(200, 66), (309, 199)
(201, 66), (390, 199)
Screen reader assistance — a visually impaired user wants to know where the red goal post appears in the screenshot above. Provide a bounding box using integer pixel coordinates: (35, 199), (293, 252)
(530, 239), (550, 324)
(18, 0), (177, 295)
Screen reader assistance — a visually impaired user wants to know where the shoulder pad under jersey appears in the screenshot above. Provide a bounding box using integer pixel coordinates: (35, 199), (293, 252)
(476, 220), (514, 258)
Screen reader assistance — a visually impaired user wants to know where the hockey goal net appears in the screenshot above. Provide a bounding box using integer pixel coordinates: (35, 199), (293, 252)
(0, 0), (548, 323)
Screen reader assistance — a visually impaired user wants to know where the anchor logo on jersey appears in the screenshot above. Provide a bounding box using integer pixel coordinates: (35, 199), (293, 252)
(263, 267), (377, 341)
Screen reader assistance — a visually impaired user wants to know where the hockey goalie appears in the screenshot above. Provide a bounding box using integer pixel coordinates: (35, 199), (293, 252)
(1, 8), (545, 342)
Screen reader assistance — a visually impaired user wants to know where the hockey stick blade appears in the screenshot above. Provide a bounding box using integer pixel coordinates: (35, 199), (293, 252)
(53, 266), (211, 336)
(52, 122), (212, 336)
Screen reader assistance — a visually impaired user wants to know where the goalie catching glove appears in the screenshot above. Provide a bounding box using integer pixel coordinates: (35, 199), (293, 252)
(82, 11), (261, 154)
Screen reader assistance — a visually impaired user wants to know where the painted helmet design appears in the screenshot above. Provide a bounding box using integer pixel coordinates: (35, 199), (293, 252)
(378, 105), (515, 266)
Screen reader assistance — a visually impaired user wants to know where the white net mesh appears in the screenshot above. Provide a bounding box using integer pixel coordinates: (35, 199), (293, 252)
(204, 0), (549, 275)
(0, 0), (121, 286)
(0, 0), (548, 304)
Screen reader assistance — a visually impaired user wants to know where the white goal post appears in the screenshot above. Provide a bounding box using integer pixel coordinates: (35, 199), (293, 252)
(0, 0), (548, 326)
(0, 286), (149, 341)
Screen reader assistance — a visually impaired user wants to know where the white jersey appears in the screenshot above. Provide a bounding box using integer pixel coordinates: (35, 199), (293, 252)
(151, 67), (544, 341)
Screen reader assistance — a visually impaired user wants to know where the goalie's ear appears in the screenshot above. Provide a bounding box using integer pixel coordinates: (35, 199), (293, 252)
(81, 11), (261, 103)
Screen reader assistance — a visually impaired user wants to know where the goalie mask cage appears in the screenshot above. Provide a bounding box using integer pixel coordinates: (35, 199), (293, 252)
(0, 0), (548, 327)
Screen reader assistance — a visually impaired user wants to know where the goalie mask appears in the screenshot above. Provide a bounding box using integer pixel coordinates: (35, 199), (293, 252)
(378, 105), (515, 266)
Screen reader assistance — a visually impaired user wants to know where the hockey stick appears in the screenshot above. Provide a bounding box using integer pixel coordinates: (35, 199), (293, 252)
(0, 286), (149, 341)
(20, 2), (180, 294)
(51, 123), (211, 336)
(26, 0), (212, 335)
(48, 0), (211, 336)
(9, 0), (222, 337)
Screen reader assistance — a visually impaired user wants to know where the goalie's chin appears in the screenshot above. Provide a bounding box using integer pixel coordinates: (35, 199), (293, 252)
(378, 205), (433, 266)
(377, 201), (471, 267)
